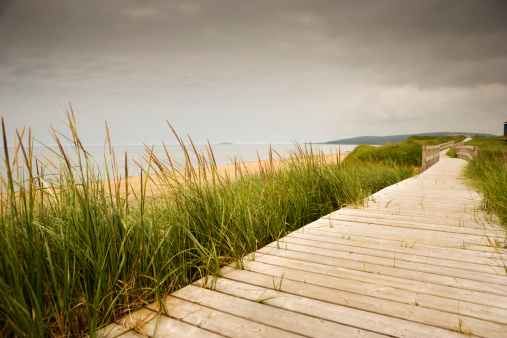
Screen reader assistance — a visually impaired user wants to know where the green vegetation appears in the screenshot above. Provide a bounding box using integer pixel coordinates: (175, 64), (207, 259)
(345, 135), (466, 167)
(345, 140), (423, 166)
(408, 135), (466, 145)
(463, 136), (507, 228)
(325, 133), (476, 145)
(0, 113), (415, 336)
(446, 147), (457, 158)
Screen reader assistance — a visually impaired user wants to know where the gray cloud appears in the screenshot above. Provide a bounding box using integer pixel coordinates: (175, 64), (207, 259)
(0, 0), (506, 145)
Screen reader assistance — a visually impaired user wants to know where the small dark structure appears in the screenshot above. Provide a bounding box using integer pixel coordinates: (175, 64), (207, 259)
(504, 121), (507, 137)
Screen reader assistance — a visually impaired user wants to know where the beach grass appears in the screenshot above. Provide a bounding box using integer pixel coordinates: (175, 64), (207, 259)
(345, 140), (423, 166)
(407, 135), (466, 146)
(463, 136), (507, 228)
(0, 112), (417, 336)
(344, 135), (466, 167)
(446, 147), (457, 158)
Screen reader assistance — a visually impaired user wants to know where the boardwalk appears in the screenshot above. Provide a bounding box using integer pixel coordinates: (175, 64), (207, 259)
(102, 156), (507, 337)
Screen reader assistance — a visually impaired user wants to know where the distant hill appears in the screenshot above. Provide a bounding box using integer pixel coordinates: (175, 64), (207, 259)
(218, 142), (234, 145)
(324, 132), (497, 145)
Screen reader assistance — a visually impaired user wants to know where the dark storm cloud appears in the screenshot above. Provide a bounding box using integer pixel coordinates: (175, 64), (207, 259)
(2, 0), (506, 89)
(0, 0), (506, 144)
(0, 0), (13, 17)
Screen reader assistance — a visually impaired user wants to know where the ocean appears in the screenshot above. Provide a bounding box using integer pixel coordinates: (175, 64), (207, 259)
(1, 143), (359, 182)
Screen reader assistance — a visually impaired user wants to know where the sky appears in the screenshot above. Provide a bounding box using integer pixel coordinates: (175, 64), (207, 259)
(0, 0), (506, 146)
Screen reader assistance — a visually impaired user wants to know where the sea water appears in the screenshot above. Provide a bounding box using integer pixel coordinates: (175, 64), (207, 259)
(0, 143), (358, 184)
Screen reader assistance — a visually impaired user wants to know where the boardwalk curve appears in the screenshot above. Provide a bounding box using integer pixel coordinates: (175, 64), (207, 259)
(101, 156), (507, 337)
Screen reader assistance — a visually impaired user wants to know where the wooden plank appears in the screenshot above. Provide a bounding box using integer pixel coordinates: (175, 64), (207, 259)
(117, 308), (222, 337)
(174, 284), (387, 337)
(321, 213), (504, 237)
(309, 218), (495, 242)
(298, 227), (507, 257)
(290, 232), (504, 260)
(193, 279), (464, 338)
(360, 205), (479, 216)
(286, 231), (506, 267)
(368, 195), (480, 203)
(262, 241), (507, 286)
(251, 254), (507, 310)
(351, 211), (499, 230)
(302, 225), (489, 250)
(145, 295), (305, 337)
(96, 323), (136, 338)
(362, 204), (480, 215)
(303, 220), (504, 251)
(332, 208), (503, 231)
(278, 235), (506, 275)
(301, 224), (507, 255)
(218, 269), (507, 337)
(329, 211), (505, 239)
(235, 261), (507, 324)
(256, 246), (507, 296)
(369, 190), (479, 198)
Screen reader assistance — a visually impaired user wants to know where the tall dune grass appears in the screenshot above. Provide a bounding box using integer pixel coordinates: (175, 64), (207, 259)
(464, 136), (507, 228)
(0, 111), (414, 336)
(345, 135), (466, 167)
(407, 135), (466, 145)
(345, 140), (423, 166)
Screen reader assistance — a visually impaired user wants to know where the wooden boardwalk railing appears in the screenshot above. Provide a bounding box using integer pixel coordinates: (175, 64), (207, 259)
(99, 157), (507, 338)
(421, 145), (440, 172)
(422, 139), (475, 172)
(439, 141), (455, 151)
(456, 146), (478, 161)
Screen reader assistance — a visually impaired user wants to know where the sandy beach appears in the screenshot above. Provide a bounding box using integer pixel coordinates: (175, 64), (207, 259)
(111, 151), (351, 199)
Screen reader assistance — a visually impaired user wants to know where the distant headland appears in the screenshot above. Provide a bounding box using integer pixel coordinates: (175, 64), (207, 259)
(324, 132), (497, 145)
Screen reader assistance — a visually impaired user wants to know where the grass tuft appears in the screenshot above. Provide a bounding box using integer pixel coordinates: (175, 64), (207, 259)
(463, 136), (507, 229)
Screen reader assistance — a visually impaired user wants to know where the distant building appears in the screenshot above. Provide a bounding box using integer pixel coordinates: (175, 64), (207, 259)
(505, 122), (507, 137)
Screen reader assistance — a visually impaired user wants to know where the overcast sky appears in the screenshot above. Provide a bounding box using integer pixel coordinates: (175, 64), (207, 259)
(1, 0), (506, 145)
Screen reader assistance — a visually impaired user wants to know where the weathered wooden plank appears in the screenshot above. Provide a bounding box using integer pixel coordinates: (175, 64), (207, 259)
(117, 308), (222, 337)
(299, 228), (487, 253)
(331, 208), (502, 231)
(256, 246), (507, 296)
(303, 221), (504, 252)
(218, 269), (507, 336)
(236, 261), (507, 324)
(192, 279), (464, 338)
(145, 296), (305, 337)
(197, 277), (476, 337)
(360, 201), (480, 213)
(278, 235), (506, 275)
(286, 231), (506, 267)
(365, 198), (478, 208)
(323, 213), (505, 236)
(262, 241), (507, 286)
(359, 206), (479, 217)
(308, 218), (495, 242)
(174, 284), (387, 337)
(250, 254), (507, 310)
(96, 323), (137, 338)
(300, 226), (507, 255)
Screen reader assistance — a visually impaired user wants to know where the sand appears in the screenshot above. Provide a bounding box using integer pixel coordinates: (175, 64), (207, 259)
(110, 151), (351, 199)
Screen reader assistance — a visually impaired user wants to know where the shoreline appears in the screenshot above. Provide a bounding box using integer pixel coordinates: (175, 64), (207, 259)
(111, 151), (351, 198)
(0, 151), (351, 199)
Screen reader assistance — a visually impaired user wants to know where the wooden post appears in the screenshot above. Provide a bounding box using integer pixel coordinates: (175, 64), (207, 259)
(456, 146), (478, 161)
(422, 146), (427, 172)
(422, 145), (441, 172)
